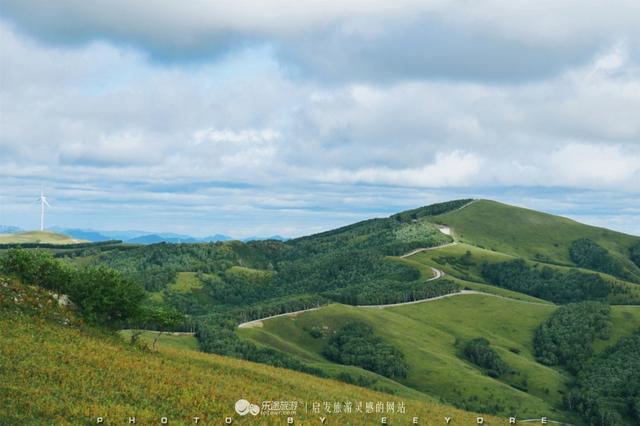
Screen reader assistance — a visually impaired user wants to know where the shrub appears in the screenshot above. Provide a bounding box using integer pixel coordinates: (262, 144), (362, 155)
(461, 338), (507, 377)
(0, 249), (144, 326)
(322, 321), (408, 379)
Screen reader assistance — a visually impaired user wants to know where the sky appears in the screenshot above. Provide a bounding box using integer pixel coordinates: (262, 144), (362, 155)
(0, 1), (639, 238)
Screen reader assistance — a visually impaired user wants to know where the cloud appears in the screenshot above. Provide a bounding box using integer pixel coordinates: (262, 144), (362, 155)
(548, 144), (640, 188)
(277, 17), (599, 84)
(0, 15), (639, 236)
(318, 151), (483, 187)
(2, 0), (640, 82)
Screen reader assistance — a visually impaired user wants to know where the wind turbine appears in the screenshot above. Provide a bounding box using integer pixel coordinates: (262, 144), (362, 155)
(38, 190), (51, 231)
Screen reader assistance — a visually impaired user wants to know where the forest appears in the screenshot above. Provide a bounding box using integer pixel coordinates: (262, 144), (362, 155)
(481, 259), (618, 303)
(322, 321), (408, 379)
(569, 238), (628, 279)
(70, 207), (453, 309)
(565, 331), (640, 425)
(533, 302), (611, 373)
(630, 242), (640, 268)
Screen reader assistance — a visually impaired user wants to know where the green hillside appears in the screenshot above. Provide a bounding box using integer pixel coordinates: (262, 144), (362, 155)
(3, 198), (640, 424)
(0, 231), (85, 245)
(405, 242), (640, 305)
(0, 277), (504, 425)
(240, 295), (640, 421)
(434, 200), (640, 279)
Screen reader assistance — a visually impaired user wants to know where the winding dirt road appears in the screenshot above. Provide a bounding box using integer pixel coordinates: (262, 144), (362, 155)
(236, 232), (545, 329)
(236, 204), (549, 329)
(400, 242), (457, 258)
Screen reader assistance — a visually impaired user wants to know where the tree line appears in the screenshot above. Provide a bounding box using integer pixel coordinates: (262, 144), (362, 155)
(481, 259), (618, 304)
(630, 242), (640, 269)
(569, 238), (630, 280)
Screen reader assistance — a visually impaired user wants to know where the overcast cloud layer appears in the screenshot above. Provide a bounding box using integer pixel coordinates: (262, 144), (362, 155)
(0, 2), (639, 237)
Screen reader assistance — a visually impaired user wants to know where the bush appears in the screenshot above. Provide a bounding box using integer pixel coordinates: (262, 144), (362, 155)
(322, 321), (408, 379)
(0, 249), (74, 292)
(0, 249), (144, 326)
(70, 267), (145, 325)
(461, 338), (507, 377)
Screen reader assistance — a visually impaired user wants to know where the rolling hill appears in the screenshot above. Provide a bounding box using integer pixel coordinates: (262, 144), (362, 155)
(3, 198), (640, 424)
(0, 277), (503, 425)
(0, 231), (86, 245)
(433, 200), (640, 278)
(240, 294), (640, 421)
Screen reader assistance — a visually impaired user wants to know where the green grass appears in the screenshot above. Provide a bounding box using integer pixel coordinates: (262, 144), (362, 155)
(0, 278), (504, 425)
(240, 296), (564, 418)
(387, 256), (437, 280)
(434, 200), (640, 278)
(118, 329), (200, 352)
(593, 306), (640, 353)
(394, 220), (447, 243)
(240, 295), (640, 421)
(226, 265), (274, 280)
(409, 242), (515, 282)
(169, 272), (205, 293)
(0, 231), (85, 245)
(407, 241), (640, 305)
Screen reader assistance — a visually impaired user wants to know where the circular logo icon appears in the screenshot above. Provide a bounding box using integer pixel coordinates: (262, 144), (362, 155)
(235, 399), (251, 416)
(250, 403), (260, 416)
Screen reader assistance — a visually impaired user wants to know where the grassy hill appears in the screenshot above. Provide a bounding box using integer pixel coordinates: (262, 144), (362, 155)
(0, 277), (503, 425)
(0, 231), (85, 245)
(404, 242), (640, 305)
(240, 295), (640, 421)
(433, 200), (640, 278)
(3, 198), (640, 424)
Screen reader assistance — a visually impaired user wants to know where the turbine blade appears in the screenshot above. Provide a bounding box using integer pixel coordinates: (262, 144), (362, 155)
(43, 199), (51, 208)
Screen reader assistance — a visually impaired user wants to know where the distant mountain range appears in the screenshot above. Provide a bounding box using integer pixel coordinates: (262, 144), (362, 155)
(0, 225), (287, 244)
(0, 225), (21, 234)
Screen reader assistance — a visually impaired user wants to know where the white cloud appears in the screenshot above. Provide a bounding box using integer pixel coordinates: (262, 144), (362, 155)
(548, 143), (640, 188)
(318, 151), (483, 187)
(0, 16), (639, 235)
(192, 128), (280, 145)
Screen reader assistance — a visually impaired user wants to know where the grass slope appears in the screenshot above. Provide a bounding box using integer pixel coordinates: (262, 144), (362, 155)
(434, 200), (640, 278)
(0, 278), (503, 425)
(241, 295), (640, 421)
(406, 242), (640, 304)
(0, 231), (85, 245)
(118, 329), (200, 352)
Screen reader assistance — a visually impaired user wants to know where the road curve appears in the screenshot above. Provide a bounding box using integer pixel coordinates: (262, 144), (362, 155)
(400, 242), (457, 258)
(237, 290), (553, 329)
(239, 266), (450, 328)
(237, 211), (540, 329)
